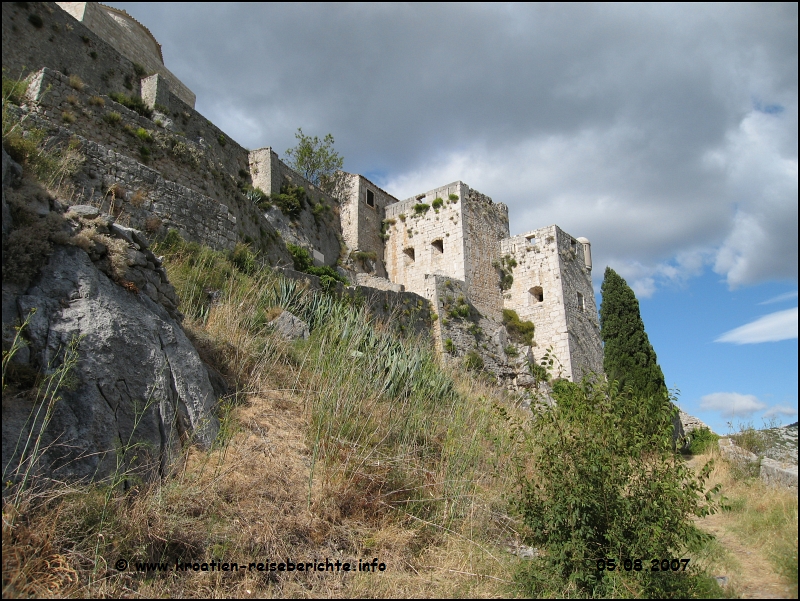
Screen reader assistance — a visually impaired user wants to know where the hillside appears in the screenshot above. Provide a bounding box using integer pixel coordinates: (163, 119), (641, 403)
(3, 3), (797, 599)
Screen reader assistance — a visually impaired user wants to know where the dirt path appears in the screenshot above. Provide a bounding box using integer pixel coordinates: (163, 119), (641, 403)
(688, 455), (795, 599)
(694, 511), (793, 599)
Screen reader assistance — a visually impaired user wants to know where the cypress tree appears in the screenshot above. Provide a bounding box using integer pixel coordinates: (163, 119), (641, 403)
(599, 267), (667, 400)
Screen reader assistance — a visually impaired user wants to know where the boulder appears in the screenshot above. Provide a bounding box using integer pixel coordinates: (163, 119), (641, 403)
(2, 245), (219, 487)
(269, 309), (309, 341)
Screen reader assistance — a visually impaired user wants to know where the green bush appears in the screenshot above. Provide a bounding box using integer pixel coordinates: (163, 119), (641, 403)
(687, 426), (719, 455)
(512, 378), (722, 598)
(463, 350), (484, 372)
(2, 74), (29, 105)
(108, 92), (153, 118)
(229, 242), (258, 275)
(448, 193), (459, 202)
(502, 309), (534, 346)
(432, 197), (444, 210)
(444, 338), (456, 355)
(135, 127), (153, 143)
(103, 111), (121, 124)
(413, 203), (430, 215)
(287, 243), (313, 272)
(218, 134), (226, 146)
(273, 183), (307, 218)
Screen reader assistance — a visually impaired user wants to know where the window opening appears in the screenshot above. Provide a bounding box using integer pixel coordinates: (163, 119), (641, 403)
(404, 247), (415, 262)
(366, 189), (375, 207)
(431, 239), (443, 254)
(530, 286), (544, 304)
(577, 291), (585, 312)
(526, 235), (536, 247)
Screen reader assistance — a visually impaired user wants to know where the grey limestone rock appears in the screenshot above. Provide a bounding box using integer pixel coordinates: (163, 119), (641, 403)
(269, 309), (310, 341)
(2, 245), (220, 487)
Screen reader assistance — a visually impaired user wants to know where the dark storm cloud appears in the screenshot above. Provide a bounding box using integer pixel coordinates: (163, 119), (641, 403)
(110, 2), (797, 294)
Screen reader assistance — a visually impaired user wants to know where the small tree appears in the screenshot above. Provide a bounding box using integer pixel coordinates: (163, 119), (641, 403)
(284, 128), (346, 201)
(599, 267), (667, 401)
(513, 378), (721, 597)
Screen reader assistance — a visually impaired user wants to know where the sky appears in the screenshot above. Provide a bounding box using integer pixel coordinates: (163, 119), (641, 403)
(109, 2), (798, 434)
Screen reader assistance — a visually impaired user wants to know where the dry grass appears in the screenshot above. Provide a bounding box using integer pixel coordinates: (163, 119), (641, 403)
(689, 447), (798, 599)
(2, 240), (527, 598)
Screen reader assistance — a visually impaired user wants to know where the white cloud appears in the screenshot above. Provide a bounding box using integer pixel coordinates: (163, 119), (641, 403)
(715, 307), (798, 344)
(700, 392), (766, 417)
(763, 404), (799, 418)
(760, 290), (798, 305)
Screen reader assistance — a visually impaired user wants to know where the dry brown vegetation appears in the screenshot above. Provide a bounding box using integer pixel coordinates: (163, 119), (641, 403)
(688, 446), (798, 599)
(2, 237), (531, 598)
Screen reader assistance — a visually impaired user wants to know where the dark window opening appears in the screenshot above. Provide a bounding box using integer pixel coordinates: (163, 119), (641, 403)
(570, 238), (577, 253)
(526, 235), (536, 247)
(577, 291), (585, 312)
(431, 239), (443, 254)
(404, 247), (415, 262)
(530, 286), (544, 304)
(366, 189), (375, 207)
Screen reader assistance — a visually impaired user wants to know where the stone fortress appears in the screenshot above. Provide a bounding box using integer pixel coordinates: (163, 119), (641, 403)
(3, 2), (603, 387)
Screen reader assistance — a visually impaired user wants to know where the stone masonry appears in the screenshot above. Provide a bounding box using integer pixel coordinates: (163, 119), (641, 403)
(346, 179), (603, 383)
(4, 2), (605, 385)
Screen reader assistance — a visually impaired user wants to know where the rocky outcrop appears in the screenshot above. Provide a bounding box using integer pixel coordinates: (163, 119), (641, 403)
(2, 153), (220, 488)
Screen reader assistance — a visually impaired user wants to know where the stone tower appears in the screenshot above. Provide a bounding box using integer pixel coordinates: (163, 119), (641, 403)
(500, 225), (603, 381)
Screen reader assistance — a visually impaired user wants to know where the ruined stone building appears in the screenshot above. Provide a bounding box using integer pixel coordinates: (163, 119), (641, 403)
(338, 179), (604, 383)
(3, 1), (603, 385)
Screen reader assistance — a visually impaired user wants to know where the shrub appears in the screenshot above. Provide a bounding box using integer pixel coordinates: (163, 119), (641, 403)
(139, 145), (150, 161)
(90, 51), (98, 60)
(88, 95), (105, 107)
(413, 203), (430, 215)
(512, 378), (722, 598)
(218, 134), (226, 146)
(68, 75), (84, 91)
(463, 350), (484, 372)
(132, 63), (147, 79)
(273, 183), (307, 218)
(103, 111), (121, 124)
(504, 345), (518, 357)
(502, 309), (534, 346)
(687, 426), (719, 455)
(61, 111), (75, 124)
(27, 13), (43, 28)
(432, 197), (444, 209)
(3, 75), (30, 105)
(134, 127), (153, 143)
(108, 92), (153, 118)
(229, 242), (258, 275)
(144, 216), (162, 233)
(448, 193), (459, 202)
(444, 338), (456, 355)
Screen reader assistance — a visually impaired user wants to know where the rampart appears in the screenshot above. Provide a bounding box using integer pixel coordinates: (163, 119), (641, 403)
(4, 2), (605, 387)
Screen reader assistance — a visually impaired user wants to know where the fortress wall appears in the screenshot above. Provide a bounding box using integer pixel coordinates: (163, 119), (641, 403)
(275, 269), (435, 338)
(462, 189), (509, 321)
(501, 226), (573, 379)
(339, 174), (394, 277)
(57, 2), (196, 107)
(557, 230), (603, 380)
(384, 183), (468, 299)
(4, 3), (247, 182)
(16, 68), (290, 260)
(248, 148), (344, 266)
(3, 2), (147, 102)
